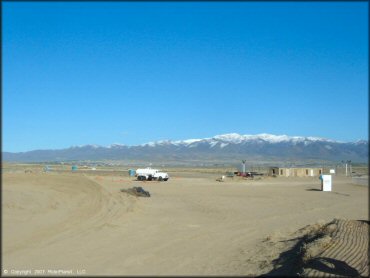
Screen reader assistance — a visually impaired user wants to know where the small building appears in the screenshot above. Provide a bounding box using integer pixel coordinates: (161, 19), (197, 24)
(269, 167), (323, 177)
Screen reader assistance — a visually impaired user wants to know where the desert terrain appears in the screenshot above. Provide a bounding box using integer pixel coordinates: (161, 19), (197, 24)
(2, 166), (368, 276)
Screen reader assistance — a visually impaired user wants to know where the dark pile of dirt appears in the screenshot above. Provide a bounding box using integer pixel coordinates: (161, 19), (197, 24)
(120, 186), (150, 197)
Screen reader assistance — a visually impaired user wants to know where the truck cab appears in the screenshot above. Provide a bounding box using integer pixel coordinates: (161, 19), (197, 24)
(136, 167), (169, 181)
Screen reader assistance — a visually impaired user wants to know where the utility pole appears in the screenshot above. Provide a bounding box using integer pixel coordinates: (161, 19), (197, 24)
(340, 160), (344, 176)
(348, 160), (352, 177)
(345, 160), (351, 177)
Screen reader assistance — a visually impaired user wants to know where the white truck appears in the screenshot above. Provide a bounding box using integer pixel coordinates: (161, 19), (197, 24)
(136, 167), (169, 181)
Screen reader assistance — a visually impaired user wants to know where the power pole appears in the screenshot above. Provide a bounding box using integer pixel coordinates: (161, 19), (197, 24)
(345, 160), (351, 177)
(348, 160), (352, 177)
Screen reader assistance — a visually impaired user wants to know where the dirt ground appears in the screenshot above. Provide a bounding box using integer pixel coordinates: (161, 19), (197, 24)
(2, 171), (368, 276)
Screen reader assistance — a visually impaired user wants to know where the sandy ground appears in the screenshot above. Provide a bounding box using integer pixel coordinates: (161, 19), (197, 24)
(301, 219), (369, 277)
(2, 171), (368, 276)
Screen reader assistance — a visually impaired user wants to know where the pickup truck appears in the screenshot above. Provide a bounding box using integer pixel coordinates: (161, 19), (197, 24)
(136, 167), (169, 181)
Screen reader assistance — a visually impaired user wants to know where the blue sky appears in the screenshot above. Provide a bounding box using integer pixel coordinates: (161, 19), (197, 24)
(3, 1), (368, 152)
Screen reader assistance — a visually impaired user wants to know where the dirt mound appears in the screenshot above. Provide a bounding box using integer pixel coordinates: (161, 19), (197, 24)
(261, 219), (369, 277)
(3, 173), (137, 256)
(121, 186), (151, 197)
(301, 219), (369, 277)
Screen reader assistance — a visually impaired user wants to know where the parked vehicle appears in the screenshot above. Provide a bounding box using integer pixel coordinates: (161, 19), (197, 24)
(136, 167), (169, 181)
(234, 171), (265, 178)
(153, 172), (169, 181)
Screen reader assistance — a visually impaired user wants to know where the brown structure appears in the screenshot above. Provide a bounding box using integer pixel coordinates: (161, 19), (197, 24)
(269, 167), (323, 177)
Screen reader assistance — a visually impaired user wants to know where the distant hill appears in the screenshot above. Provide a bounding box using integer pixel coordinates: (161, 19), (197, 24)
(2, 133), (368, 163)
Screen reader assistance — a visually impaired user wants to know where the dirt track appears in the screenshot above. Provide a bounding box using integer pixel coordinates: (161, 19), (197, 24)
(302, 219), (369, 277)
(2, 172), (368, 276)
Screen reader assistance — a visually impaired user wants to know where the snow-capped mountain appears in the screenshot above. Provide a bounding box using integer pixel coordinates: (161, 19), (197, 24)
(2, 133), (368, 163)
(141, 133), (338, 147)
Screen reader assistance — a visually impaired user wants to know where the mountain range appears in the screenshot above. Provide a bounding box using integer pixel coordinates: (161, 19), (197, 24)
(2, 133), (368, 163)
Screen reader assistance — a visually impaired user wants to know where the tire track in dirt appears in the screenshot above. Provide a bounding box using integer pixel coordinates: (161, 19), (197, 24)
(302, 219), (369, 277)
(256, 219), (369, 277)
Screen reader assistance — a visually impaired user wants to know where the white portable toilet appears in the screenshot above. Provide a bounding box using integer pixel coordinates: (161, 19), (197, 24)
(321, 175), (332, 191)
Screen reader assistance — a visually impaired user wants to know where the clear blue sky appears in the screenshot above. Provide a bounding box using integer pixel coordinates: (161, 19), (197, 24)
(3, 1), (368, 152)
